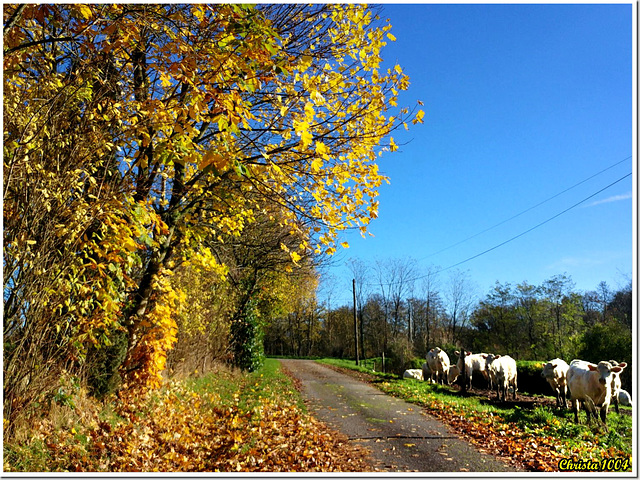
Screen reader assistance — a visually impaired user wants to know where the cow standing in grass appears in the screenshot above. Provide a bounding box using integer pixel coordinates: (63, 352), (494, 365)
(617, 389), (632, 408)
(454, 350), (492, 391)
(540, 358), (570, 409)
(483, 354), (517, 402)
(566, 359), (626, 425)
(426, 347), (450, 385)
(447, 364), (461, 384)
(608, 360), (627, 414)
(421, 362), (432, 383)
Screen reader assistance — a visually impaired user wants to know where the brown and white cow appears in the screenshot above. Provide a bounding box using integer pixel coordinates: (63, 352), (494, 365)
(421, 362), (432, 383)
(540, 358), (570, 408)
(566, 359), (626, 425)
(447, 364), (461, 384)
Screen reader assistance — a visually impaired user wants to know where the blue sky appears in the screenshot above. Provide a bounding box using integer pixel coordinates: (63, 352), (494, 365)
(320, 3), (634, 306)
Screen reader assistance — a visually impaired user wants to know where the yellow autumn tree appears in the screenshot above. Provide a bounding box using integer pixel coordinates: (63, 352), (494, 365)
(3, 3), (423, 405)
(3, 4), (172, 423)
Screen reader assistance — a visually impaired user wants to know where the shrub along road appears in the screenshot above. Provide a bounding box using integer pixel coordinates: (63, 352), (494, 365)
(280, 359), (521, 472)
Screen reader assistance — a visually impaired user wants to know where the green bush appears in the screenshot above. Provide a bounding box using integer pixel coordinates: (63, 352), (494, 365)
(230, 300), (265, 372)
(86, 326), (128, 398)
(386, 337), (414, 375)
(579, 321), (632, 391)
(515, 360), (549, 396)
(409, 357), (425, 369)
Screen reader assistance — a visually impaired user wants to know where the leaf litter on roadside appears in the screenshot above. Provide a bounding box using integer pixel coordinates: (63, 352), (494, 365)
(4, 365), (374, 472)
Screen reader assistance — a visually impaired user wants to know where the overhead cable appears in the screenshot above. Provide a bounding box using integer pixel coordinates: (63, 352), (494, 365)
(419, 155), (632, 261)
(433, 172), (632, 275)
(363, 171), (632, 287)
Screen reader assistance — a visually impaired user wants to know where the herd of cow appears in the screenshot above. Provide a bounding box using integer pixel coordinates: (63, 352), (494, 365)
(402, 347), (631, 425)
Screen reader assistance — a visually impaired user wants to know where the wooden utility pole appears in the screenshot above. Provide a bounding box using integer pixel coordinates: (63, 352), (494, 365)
(408, 300), (413, 342)
(352, 279), (360, 366)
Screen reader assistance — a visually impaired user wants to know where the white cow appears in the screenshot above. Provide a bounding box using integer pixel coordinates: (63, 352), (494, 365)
(540, 358), (570, 408)
(421, 362), (432, 383)
(403, 369), (424, 381)
(426, 347), (450, 385)
(483, 354), (517, 402)
(566, 359), (626, 425)
(454, 351), (492, 390)
(618, 389), (632, 408)
(608, 360), (628, 414)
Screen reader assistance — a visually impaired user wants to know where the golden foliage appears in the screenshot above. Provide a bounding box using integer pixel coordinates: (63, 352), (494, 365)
(3, 3), (423, 396)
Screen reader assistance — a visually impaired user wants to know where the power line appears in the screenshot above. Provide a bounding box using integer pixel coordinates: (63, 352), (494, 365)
(364, 171), (632, 287)
(419, 155), (632, 261)
(434, 172), (632, 275)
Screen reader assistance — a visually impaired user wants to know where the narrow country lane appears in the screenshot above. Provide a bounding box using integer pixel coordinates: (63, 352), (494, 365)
(280, 359), (521, 473)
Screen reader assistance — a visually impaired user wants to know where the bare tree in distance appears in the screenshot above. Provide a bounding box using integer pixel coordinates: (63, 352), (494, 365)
(418, 265), (442, 352)
(444, 269), (477, 345)
(318, 272), (338, 351)
(374, 258), (391, 357)
(597, 280), (611, 320)
(374, 257), (416, 345)
(541, 274), (576, 358)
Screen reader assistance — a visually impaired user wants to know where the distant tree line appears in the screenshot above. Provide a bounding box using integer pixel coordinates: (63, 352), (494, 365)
(263, 258), (632, 389)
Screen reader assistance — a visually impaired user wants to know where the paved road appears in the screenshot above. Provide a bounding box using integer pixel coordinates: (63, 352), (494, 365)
(280, 359), (519, 473)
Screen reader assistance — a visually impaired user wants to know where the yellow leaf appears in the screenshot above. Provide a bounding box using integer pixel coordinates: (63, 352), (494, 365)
(387, 33), (396, 41)
(77, 5), (92, 19)
(299, 55), (313, 73)
(300, 130), (313, 148)
(192, 5), (205, 22)
(310, 90), (326, 105)
(340, 241), (349, 249)
(304, 101), (315, 121)
(315, 141), (329, 159)
(311, 157), (323, 173)
(202, 150), (228, 172)
(412, 109), (425, 125)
